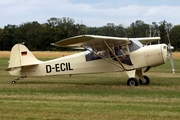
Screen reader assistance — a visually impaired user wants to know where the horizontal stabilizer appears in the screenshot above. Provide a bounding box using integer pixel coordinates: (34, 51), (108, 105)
(6, 63), (39, 71)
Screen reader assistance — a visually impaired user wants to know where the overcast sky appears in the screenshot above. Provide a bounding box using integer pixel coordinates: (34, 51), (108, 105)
(1, 0), (180, 28)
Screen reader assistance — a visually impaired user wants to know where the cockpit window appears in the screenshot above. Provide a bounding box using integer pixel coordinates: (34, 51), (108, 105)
(85, 47), (110, 61)
(129, 39), (143, 52)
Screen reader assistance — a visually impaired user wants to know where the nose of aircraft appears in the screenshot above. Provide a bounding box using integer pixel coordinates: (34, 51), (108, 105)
(161, 44), (168, 64)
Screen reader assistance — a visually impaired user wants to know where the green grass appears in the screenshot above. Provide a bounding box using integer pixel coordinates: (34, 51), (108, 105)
(0, 58), (180, 120)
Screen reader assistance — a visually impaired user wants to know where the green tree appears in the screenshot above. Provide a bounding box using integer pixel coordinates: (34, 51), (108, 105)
(151, 22), (160, 37)
(128, 20), (149, 37)
(74, 24), (87, 35)
(0, 17), (179, 51)
(1, 24), (18, 50)
(170, 25), (180, 51)
(86, 27), (102, 35)
(115, 24), (126, 37)
(56, 17), (76, 39)
(16, 21), (41, 50)
(0, 28), (3, 50)
(101, 23), (116, 36)
(158, 20), (172, 44)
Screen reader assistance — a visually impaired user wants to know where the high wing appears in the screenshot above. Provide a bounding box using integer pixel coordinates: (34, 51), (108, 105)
(53, 35), (160, 50)
(53, 35), (129, 50)
(134, 37), (160, 45)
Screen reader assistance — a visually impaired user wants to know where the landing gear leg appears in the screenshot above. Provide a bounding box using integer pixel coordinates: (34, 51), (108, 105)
(12, 76), (26, 84)
(139, 75), (150, 85)
(125, 70), (138, 86)
(136, 69), (150, 85)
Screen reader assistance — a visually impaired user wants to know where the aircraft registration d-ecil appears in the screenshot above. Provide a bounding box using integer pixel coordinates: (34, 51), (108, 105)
(6, 35), (175, 86)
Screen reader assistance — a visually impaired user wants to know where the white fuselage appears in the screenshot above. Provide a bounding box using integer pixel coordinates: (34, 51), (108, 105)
(8, 44), (168, 77)
(11, 52), (122, 76)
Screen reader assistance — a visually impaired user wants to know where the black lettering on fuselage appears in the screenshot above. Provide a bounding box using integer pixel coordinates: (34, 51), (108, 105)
(60, 63), (66, 71)
(46, 65), (51, 73)
(55, 63), (60, 72)
(68, 62), (73, 70)
(66, 63), (68, 71)
(46, 62), (73, 73)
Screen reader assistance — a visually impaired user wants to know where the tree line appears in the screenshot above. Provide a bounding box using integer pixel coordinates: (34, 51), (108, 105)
(0, 17), (180, 51)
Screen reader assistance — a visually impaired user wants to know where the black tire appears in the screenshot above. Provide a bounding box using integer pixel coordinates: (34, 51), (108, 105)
(12, 81), (16, 84)
(139, 76), (150, 85)
(127, 78), (138, 86)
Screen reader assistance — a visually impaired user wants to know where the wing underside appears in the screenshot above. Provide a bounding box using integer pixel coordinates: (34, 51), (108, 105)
(54, 35), (129, 50)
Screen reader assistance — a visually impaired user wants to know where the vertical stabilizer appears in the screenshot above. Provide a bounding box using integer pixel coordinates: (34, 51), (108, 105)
(7, 44), (41, 69)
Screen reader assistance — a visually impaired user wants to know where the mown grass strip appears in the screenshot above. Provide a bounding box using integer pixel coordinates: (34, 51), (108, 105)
(0, 54), (180, 120)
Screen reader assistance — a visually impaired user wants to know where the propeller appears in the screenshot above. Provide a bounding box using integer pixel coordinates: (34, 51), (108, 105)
(166, 31), (175, 74)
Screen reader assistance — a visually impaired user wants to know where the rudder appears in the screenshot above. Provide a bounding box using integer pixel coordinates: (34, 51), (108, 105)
(7, 44), (42, 70)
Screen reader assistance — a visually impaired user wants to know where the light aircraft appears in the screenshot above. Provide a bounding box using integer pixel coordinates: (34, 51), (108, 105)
(6, 35), (175, 86)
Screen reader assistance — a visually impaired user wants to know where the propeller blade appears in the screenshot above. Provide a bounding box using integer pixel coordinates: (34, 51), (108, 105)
(166, 30), (175, 74)
(168, 45), (175, 74)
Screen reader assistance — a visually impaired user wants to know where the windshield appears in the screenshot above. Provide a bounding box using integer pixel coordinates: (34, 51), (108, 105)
(129, 39), (143, 52)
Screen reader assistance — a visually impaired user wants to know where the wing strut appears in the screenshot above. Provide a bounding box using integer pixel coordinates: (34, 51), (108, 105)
(103, 40), (127, 71)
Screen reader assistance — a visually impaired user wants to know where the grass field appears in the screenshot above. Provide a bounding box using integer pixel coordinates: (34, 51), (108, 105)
(0, 51), (180, 120)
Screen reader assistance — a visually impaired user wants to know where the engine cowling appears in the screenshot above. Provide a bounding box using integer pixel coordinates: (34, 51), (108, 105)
(130, 44), (168, 68)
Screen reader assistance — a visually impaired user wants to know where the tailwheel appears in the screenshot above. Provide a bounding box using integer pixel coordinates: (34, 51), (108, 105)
(139, 75), (150, 85)
(11, 76), (26, 84)
(127, 78), (138, 86)
(12, 80), (16, 84)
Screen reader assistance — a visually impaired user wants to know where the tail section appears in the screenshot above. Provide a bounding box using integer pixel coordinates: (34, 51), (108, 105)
(6, 44), (42, 72)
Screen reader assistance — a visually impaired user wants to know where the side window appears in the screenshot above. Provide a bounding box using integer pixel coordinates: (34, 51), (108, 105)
(114, 46), (128, 56)
(85, 48), (110, 61)
(113, 45), (132, 65)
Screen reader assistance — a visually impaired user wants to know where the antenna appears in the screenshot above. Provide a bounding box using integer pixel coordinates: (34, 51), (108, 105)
(149, 25), (152, 37)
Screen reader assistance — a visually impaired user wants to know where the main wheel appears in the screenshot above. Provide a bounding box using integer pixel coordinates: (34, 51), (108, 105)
(139, 75), (150, 85)
(127, 78), (138, 86)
